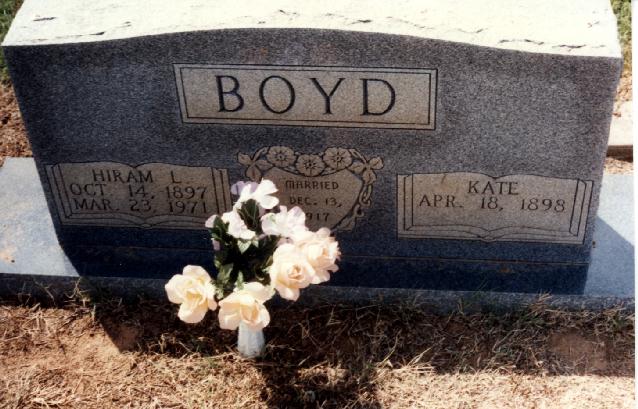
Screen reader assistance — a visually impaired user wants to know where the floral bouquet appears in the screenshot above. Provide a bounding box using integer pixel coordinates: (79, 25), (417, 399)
(165, 179), (340, 357)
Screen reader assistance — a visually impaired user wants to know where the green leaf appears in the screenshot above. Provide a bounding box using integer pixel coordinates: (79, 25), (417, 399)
(214, 215), (227, 229)
(237, 240), (252, 254)
(262, 254), (274, 271)
(215, 282), (225, 300)
(213, 217), (229, 238)
(236, 271), (245, 290)
(216, 263), (233, 283)
(238, 199), (261, 230)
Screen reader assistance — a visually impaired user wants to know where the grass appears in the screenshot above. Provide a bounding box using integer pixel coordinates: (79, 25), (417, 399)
(0, 295), (634, 408)
(612, 0), (632, 75)
(0, 0), (20, 83)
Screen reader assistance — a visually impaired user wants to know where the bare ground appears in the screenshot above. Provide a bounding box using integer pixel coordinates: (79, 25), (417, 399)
(0, 296), (634, 409)
(615, 73), (632, 106)
(605, 157), (633, 174)
(0, 83), (29, 167)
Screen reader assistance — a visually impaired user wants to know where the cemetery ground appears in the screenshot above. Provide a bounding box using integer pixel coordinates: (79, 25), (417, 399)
(0, 1), (634, 407)
(0, 293), (634, 408)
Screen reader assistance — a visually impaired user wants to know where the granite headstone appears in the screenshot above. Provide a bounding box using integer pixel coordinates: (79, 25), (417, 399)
(2, 0), (622, 293)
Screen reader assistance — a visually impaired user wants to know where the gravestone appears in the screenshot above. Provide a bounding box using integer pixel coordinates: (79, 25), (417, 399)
(2, 0), (621, 294)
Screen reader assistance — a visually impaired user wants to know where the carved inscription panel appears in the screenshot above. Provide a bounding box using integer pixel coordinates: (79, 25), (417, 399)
(398, 173), (593, 244)
(175, 64), (437, 129)
(46, 162), (231, 229)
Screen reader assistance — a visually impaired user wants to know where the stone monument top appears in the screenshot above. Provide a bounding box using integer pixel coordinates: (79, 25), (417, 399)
(4, 0), (621, 58)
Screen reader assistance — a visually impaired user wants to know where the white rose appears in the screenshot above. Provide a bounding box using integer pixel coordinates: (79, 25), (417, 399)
(218, 282), (274, 331)
(268, 243), (314, 301)
(233, 179), (279, 210)
(231, 181), (258, 196)
(165, 265), (217, 324)
(204, 214), (218, 228)
(221, 209), (256, 240)
(261, 206), (308, 238)
(292, 228), (340, 284)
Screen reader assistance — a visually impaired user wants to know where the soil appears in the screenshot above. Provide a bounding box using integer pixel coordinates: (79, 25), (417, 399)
(615, 72), (633, 107)
(0, 83), (29, 167)
(605, 157), (634, 173)
(0, 298), (634, 408)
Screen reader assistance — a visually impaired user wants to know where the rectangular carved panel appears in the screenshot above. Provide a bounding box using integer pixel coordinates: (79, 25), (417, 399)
(397, 173), (593, 244)
(174, 64), (437, 129)
(46, 162), (231, 229)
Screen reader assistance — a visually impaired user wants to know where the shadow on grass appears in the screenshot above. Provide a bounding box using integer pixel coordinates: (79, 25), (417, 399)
(85, 295), (634, 408)
(0, 287), (633, 407)
(94, 299), (385, 407)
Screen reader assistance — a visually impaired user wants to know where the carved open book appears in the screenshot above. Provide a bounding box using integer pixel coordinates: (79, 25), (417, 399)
(398, 172), (593, 244)
(46, 162), (231, 229)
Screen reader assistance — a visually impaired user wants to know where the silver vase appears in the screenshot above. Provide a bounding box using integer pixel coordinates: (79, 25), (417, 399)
(237, 321), (265, 358)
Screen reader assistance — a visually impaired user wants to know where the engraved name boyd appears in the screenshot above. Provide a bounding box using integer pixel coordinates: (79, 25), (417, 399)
(175, 64), (437, 129)
(46, 162), (231, 229)
(398, 173), (593, 244)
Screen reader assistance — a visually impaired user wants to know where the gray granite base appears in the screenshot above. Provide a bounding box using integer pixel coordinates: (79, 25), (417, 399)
(0, 158), (634, 311)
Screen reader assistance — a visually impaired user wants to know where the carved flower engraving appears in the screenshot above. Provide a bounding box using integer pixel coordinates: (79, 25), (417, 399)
(266, 146), (296, 168)
(295, 154), (325, 177)
(322, 148), (353, 170)
(238, 149), (273, 182)
(349, 156), (383, 183)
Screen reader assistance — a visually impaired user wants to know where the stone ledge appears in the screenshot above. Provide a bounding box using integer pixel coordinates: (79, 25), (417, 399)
(0, 274), (633, 313)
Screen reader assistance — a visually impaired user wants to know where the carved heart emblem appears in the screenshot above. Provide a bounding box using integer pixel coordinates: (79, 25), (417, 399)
(238, 146), (383, 231)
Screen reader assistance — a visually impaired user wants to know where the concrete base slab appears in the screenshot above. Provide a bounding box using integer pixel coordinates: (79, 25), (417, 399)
(0, 158), (634, 311)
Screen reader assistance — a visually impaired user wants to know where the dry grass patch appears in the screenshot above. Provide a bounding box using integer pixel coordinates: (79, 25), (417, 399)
(0, 296), (634, 408)
(0, 83), (29, 167)
(605, 157), (633, 174)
